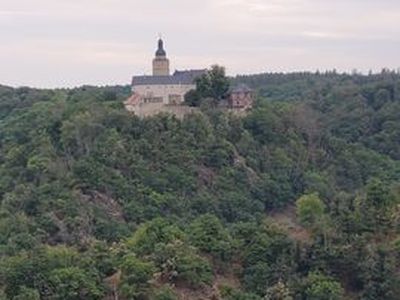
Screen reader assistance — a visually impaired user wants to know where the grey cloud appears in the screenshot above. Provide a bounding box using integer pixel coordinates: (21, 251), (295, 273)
(0, 0), (399, 87)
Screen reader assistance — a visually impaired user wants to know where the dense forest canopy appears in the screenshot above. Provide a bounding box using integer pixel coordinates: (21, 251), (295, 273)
(0, 71), (399, 299)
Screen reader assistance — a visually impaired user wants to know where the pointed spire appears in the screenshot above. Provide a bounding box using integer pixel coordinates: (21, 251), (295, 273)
(155, 36), (166, 57)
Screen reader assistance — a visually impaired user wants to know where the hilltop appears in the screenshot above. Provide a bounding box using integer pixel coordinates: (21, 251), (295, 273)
(0, 71), (400, 299)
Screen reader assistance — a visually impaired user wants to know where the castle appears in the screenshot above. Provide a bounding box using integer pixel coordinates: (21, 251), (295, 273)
(124, 38), (206, 111)
(124, 38), (254, 115)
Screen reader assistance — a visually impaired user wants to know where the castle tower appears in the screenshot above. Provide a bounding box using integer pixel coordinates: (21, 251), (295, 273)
(152, 38), (170, 76)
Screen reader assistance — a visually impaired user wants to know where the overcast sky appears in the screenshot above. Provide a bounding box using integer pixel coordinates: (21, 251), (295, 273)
(1, 0), (400, 88)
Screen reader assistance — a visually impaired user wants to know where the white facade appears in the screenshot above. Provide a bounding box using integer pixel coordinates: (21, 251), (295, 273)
(132, 83), (195, 105)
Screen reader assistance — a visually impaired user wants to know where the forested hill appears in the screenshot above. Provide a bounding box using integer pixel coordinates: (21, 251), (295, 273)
(0, 72), (400, 300)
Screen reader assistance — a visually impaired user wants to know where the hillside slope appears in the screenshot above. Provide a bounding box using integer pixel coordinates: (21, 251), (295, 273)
(0, 73), (399, 299)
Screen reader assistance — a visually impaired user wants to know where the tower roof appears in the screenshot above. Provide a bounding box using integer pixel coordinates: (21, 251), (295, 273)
(155, 38), (166, 57)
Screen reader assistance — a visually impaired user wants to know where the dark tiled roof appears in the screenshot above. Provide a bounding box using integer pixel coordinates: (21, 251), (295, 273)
(173, 69), (207, 81)
(132, 69), (206, 86)
(132, 76), (186, 86)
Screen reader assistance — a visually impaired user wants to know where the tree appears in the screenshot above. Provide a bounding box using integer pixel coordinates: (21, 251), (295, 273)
(0, 253), (39, 298)
(119, 255), (155, 299)
(153, 240), (213, 288)
(154, 286), (178, 300)
(195, 65), (230, 102)
(174, 251), (213, 288)
(220, 286), (262, 300)
(296, 193), (332, 248)
(264, 280), (292, 300)
(242, 230), (295, 296)
(359, 179), (395, 233)
(361, 245), (397, 300)
(2, 73), (400, 300)
(296, 193), (325, 228)
(125, 218), (186, 256)
(305, 272), (344, 300)
(49, 267), (103, 300)
(188, 214), (233, 261)
(13, 287), (40, 300)
(366, 178), (391, 208)
(184, 89), (202, 107)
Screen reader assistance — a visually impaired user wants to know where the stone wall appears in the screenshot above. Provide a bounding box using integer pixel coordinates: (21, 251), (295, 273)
(126, 102), (198, 119)
(132, 83), (195, 104)
(152, 57), (170, 76)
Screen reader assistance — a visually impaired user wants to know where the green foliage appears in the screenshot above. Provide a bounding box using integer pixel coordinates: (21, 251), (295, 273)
(193, 65), (230, 103)
(188, 214), (233, 261)
(296, 193), (325, 228)
(296, 193), (334, 249)
(264, 280), (292, 300)
(305, 272), (344, 300)
(173, 248), (213, 287)
(119, 254), (155, 299)
(0, 253), (38, 298)
(366, 178), (391, 208)
(154, 240), (213, 288)
(0, 245), (103, 299)
(13, 286), (40, 300)
(184, 89), (202, 107)
(242, 226), (296, 296)
(1, 73), (400, 299)
(220, 286), (262, 300)
(360, 245), (398, 300)
(49, 267), (103, 300)
(126, 218), (186, 256)
(153, 285), (178, 300)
